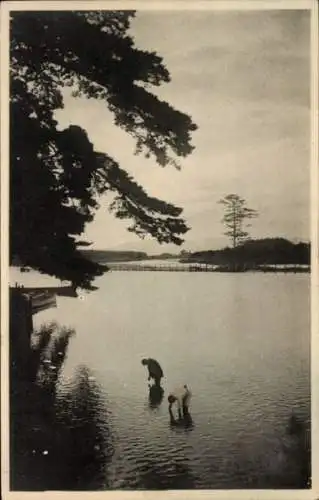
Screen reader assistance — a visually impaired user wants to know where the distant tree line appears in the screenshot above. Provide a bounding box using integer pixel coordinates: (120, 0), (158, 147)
(80, 249), (182, 263)
(80, 250), (148, 263)
(147, 252), (179, 260)
(181, 238), (310, 266)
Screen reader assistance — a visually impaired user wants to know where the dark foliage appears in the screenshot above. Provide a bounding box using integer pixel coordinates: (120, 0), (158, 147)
(10, 11), (197, 289)
(184, 238), (310, 266)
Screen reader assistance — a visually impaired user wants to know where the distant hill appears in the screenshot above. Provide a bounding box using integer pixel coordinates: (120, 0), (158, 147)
(182, 238), (310, 266)
(147, 252), (179, 260)
(80, 250), (148, 263)
(80, 249), (182, 263)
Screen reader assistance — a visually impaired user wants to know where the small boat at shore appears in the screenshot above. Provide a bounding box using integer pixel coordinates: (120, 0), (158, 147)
(28, 290), (57, 315)
(20, 285), (78, 298)
(10, 284), (78, 315)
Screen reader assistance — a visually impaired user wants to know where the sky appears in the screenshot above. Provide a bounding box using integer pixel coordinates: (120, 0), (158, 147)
(56, 8), (311, 254)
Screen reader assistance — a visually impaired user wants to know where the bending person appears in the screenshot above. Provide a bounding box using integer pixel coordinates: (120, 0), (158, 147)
(141, 358), (164, 387)
(168, 385), (192, 420)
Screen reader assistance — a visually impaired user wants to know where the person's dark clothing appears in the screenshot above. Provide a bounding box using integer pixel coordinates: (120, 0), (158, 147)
(143, 358), (163, 386)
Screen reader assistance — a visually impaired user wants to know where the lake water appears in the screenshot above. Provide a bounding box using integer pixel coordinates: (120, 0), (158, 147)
(11, 269), (311, 489)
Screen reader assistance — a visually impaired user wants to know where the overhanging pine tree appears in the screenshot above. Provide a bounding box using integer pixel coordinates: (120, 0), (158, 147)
(10, 11), (197, 289)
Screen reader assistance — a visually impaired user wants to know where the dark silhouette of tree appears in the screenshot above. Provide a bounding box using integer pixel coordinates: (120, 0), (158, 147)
(10, 11), (197, 289)
(219, 194), (258, 248)
(182, 238), (310, 267)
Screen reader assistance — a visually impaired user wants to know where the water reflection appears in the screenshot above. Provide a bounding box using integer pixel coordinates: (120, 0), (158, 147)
(53, 364), (114, 490)
(169, 408), (194, 431)
(10, 323), (113, 491)
(282, 413), (311, 488)
(32, 322), (75, 391)
(138, 458), (196, 489)
(148, 384), (164, 408)
(223, 412), (311, 489)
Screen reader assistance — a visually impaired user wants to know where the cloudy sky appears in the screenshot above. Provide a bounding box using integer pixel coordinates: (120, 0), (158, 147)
(56, 8), (311, 253)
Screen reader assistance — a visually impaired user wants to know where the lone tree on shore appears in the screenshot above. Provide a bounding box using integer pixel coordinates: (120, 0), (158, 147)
(218, 194), (258, 248)
(10, 11), (197, 289)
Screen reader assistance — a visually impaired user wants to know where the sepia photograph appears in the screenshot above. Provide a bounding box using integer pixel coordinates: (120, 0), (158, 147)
(1, 0), (318, 496)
